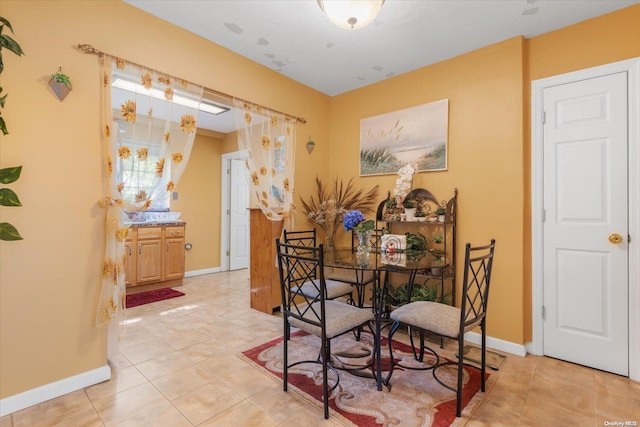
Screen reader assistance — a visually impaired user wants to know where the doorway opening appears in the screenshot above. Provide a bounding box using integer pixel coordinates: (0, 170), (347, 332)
(221, 150), (249, 271)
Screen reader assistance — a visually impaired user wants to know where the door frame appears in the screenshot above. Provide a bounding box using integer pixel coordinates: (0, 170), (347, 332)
(530, 57), (640, 381)
(220, 150), (248, 271)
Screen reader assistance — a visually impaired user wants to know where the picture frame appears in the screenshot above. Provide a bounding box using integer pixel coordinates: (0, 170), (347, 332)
(380, 234), (407, 252)
(359, 99), (449, 176)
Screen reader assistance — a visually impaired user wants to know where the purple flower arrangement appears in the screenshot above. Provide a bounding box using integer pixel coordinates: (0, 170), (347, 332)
(343, 210), (374, 232)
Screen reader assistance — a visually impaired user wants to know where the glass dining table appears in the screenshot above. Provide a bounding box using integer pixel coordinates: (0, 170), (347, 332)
(322, 246), (442, 391)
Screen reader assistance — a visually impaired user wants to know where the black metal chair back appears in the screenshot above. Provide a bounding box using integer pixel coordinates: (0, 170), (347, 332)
(277, 239), (325, 329)
(459, 239), (496, 338)
(283, 228), (317, 248)
(283, 229), (354, 303)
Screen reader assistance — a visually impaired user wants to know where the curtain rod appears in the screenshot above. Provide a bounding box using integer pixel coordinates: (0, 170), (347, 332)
(75, 43), (307, 125)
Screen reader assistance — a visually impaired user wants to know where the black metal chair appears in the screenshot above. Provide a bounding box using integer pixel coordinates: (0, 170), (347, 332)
(276, 239), (375, 419)
(283, 229), (354, 302)
(384, 239), (496, 417)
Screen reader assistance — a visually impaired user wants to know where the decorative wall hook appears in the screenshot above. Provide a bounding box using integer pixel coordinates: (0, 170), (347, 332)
(48, 67), (73, 101)
(306, 138), (316, 154)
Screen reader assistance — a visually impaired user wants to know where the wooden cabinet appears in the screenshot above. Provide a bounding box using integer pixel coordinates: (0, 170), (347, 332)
(125, 223), (186, 293)
(136, 227), (163, 284)
(124, 231), (136, 287)
(164, 226), (185, 280)
(249, 209), (283, 314)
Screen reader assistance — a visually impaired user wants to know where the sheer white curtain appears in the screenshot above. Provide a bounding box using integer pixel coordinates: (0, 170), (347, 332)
(233, 99), (297, 227)
(96, 55), (203, 326)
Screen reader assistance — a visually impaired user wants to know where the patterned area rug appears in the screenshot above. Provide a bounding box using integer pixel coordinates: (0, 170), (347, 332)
(240, 330), (495, 426)
(125, 287), (185, 308)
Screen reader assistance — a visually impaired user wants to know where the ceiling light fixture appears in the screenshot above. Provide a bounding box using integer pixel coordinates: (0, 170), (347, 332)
(112, 78), (230, 115)
(317, 0), (385, 30)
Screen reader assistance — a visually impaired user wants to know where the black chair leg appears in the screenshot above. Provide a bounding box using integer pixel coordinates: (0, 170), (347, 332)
(383, 320), (401, 387)
(321, 339), (330, 419)
(283, 323), (289, 392)
(481, 321), (486, 392)
(456, 336), (464, 417)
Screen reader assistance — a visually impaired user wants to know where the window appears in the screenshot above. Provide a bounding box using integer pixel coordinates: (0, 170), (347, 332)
(115, 127), (170, 211)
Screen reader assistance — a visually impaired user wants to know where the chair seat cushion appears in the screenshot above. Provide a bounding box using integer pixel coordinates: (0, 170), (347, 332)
(325, 267), (375, 285)
(289, 300), (374, 338)
(390, 301), (463, 338)
(293, 279), (353, 300)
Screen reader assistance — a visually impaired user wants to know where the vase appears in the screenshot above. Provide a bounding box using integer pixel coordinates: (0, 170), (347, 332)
(356, 229), (373, 254)
(324, 233), (335, 250)
(404, 208), (416, 222)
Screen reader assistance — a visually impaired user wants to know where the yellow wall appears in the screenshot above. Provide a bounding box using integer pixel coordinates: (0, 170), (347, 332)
(171, 133), (223, 272)
(0, 0), (330, 399)
(330, 37), (526, 343)
(1, 0), (638, 405)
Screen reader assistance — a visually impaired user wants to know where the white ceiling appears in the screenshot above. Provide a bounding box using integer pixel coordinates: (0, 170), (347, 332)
(123, 0), (639, 131)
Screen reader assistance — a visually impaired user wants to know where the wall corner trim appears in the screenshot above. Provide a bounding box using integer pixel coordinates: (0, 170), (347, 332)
(0, 365), (111, 417)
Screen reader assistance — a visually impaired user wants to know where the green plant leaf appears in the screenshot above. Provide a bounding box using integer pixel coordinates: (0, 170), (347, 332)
(0, 166), (21, 183)
(0, 17), (16, 33)
(51, 72), (72, 86)
(0, 116), (6, 135)
(0, 34), (25, 56)
(0, 92), (6, 108)
(0, 222), (23, 240)
(0, 188), (22, 206)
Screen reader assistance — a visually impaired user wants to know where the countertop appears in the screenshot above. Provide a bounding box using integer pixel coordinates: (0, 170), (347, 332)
(125, 221), (186, 228)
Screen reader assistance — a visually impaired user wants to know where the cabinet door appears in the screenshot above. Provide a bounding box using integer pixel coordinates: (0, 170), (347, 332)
(164, 237), (185, 280)
(124, 240), (135, 287)
(136, 239), (163, 283)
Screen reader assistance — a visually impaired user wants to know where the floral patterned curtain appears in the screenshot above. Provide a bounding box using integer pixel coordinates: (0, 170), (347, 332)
(234, 99), (296, 225)
(96, 55), (203, 326)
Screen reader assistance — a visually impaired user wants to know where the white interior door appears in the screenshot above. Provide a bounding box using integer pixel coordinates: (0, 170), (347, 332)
(542, 72), (629, 376)
(229, 158), (249, 270)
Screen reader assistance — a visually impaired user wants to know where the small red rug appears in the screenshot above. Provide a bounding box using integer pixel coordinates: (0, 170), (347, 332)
(125, 288), (185, 308)
(240, 330), (493, 426)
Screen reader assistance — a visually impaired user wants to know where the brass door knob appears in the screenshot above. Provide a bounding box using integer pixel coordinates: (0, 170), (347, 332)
(609, 233), (623, 244)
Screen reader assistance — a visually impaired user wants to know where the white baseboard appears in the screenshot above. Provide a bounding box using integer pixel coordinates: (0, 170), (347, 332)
(185, 267), (221, 277)
(464, 332), (528, 357)
(0, 365), (111, 417)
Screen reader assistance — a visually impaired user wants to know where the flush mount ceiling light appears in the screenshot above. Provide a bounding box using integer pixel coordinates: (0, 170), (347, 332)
(317, 0), (385, 30)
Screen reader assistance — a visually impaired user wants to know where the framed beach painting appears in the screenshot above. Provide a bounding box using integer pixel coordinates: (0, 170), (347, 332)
(359, 99), (449, 176)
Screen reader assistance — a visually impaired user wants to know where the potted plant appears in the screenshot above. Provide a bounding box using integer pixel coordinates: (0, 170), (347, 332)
(415, 210), (427, 222)
(385, 279), (443, 309)
(405, 232), (427, 252)
(403, 198), (417, 221)
(48, 68), (73, 101)
(0, 16), (25, 241)
(436, 206), (446, 222)
(305, 138), (315, 153)
(430, 257), (445, 276)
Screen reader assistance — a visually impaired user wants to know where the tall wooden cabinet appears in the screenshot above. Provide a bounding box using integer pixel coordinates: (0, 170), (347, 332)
(249, 209), (283, 313)
(125, 223), (186, 294)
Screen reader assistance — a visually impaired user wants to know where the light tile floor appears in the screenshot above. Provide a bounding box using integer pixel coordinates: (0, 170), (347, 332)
(2, 270), (638, 426)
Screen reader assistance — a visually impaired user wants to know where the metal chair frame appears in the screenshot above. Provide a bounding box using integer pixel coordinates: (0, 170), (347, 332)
(276, 239), (375, 419)
(384, 239), (496, 417)
(283, 229), (355, 303)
